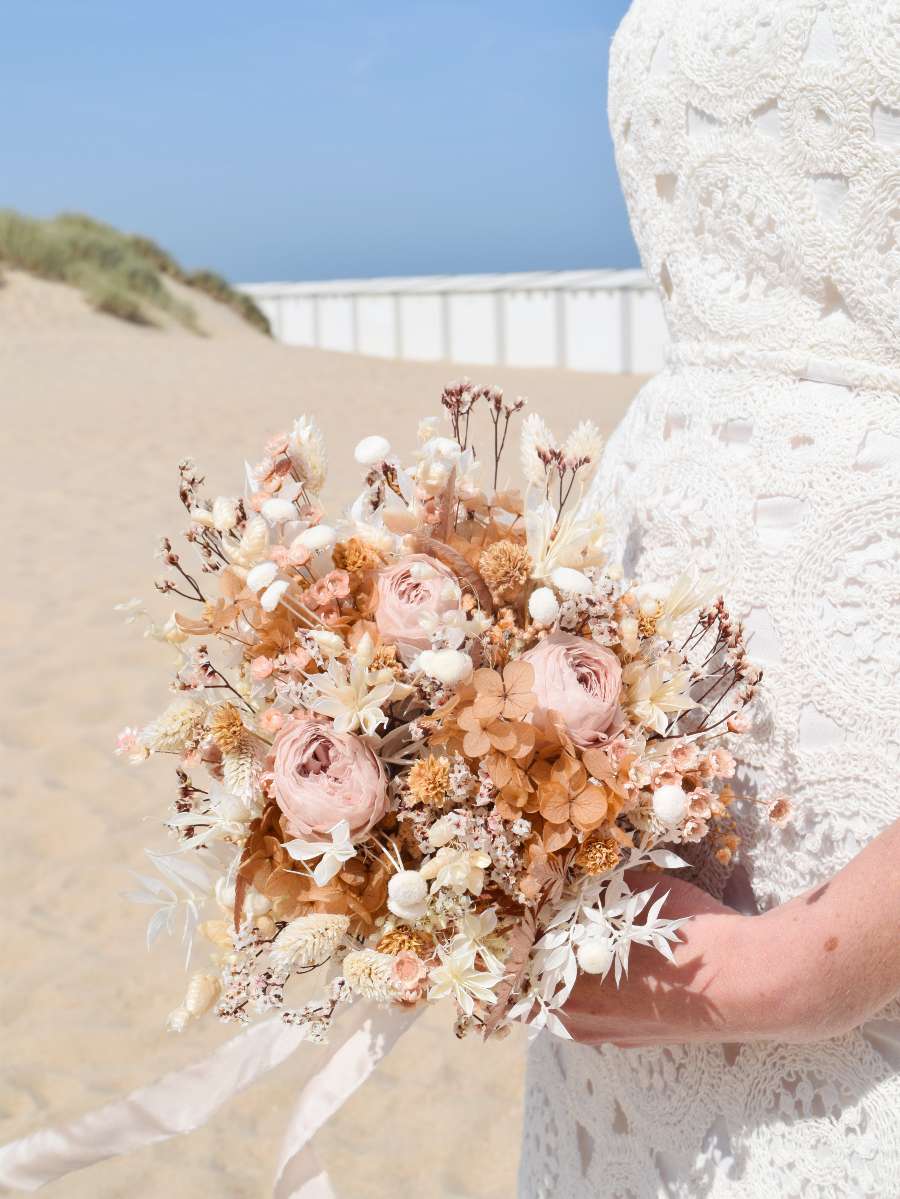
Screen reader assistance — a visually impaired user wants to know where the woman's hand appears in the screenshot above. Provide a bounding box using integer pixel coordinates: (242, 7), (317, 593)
(563, 819), (900, 1048)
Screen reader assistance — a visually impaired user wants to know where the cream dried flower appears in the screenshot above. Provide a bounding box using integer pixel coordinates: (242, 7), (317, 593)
(520, 413), (557, 486)
(270, 914), (350, 972)
(623, 657), (695, 735)
(141, 698), (206, 753)
(289, 415), (327, 493)
(342, 948), (395, 1001)
(562, 420), (603, 467)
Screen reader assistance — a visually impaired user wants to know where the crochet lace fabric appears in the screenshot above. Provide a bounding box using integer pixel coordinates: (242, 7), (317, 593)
(518, 3), (900, 1195)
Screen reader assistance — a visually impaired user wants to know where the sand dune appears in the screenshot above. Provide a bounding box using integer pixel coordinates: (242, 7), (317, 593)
(0, 269), (644, 1198)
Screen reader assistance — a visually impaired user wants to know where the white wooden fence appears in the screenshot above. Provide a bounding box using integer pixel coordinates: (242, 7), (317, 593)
(239, 269), (667, 374)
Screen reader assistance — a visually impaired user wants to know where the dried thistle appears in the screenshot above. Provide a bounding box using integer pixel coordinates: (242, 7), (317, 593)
(479, 540), (532, 603)
(377, 927), (435, 956)
(208, 703), (248, 756)
(332, 537), (381, 573)
(574, 835), (621, 876)
(408, 755), (452, 807)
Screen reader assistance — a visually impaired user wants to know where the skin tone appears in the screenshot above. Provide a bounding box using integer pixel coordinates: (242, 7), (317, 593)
(564, 818), (900, 1048)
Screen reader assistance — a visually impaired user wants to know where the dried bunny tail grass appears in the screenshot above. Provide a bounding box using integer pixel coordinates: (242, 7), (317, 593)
(270, 914), (350, 971)
(288, 414), (327, 493)
(412, 535), (494, 614)
(342, 949), (395, 1001)
(520, 412), (557, 486)
(141, 698), (206, 753)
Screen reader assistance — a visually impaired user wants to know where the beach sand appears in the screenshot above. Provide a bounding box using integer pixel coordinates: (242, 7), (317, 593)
(0, 270), (645, 1197)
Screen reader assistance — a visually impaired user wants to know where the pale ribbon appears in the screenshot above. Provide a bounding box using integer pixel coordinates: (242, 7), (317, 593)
(0, 1003), (418, 1196)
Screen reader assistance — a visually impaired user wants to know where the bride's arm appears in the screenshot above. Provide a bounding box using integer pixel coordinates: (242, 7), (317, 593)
(563, 819), (900, 1047)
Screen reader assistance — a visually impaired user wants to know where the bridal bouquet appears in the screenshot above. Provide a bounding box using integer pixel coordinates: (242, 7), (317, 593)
(118, 381), (759, 1043)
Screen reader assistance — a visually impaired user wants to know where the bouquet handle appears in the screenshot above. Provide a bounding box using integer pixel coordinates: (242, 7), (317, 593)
(0, 1005), (418, 1196)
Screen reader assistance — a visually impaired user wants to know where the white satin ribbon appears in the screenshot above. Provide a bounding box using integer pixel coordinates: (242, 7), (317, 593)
(0, 1004), (418, 1196)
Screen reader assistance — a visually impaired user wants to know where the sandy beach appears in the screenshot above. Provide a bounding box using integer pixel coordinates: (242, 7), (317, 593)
(0, 270), (644, 1198)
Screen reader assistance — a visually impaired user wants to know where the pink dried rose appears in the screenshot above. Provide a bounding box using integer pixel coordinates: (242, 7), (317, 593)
(272, 717), (388, 841)
(374, 554), (459, 655)
(522, 631), (623, 749)
(390, 951), (428, 1005)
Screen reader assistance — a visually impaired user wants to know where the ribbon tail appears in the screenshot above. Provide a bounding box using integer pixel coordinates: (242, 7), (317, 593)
(0, 1017), (306, 1192)
(273, 1005), (420, 1199)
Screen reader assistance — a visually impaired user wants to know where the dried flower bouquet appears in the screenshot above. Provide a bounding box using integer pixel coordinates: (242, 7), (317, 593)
(119, 381), (760, 1043)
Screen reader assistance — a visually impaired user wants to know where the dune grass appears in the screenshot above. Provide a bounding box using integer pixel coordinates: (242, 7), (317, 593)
(0, 210), (271, 335)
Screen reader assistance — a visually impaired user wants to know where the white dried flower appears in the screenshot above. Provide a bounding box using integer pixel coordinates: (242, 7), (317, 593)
(141, 699), (205, 753)
(528, 586), (560, 626)
(342, 949), (394, 1001)
(225, 515), (269, 569)
(652, 784), (690, 827)
(387, 870), (429, 921)
(550, 566), (593, 596)
(520, 413), (557, 486)
(246, 561), (279, 592)
(184, 972), (221, 1017)
(577, 937), (614, 976)
(270, 914), (351, 972)
(165, 1006), (191, 1033)
(563, 420), (603, 466)
(289, 415), (327, 493)
(212, 496), (240, 532)
(416, 648), (473, 686)
(354, 435), (391, 465)
(260, 579), (290, 612)
(261, 497), (297, 523)
(294, 524), (337, 552)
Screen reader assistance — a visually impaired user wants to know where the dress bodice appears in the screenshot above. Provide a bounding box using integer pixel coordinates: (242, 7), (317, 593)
(611, 0), (900, 376)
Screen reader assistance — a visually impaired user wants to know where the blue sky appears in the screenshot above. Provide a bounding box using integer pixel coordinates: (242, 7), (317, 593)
(2, 1), (637, 282)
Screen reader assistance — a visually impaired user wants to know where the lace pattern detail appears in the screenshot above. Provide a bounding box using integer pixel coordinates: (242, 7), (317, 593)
(519, 3), (900, 1195)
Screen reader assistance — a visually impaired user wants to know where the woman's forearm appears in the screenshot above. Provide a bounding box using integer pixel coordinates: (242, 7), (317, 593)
(750, 819), (900, 1041)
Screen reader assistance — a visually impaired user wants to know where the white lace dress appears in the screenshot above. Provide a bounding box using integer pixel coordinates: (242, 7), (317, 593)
(518, 2), (900, 1195)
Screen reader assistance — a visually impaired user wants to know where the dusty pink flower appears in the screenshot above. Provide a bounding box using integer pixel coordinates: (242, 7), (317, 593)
(258, 709), (285, 735)
(286, 536), (313, 567)
(390, 952), (428, 1005)
(727, 714), (750, 734)
(709, 748), (736, 779)
(522, 632), (623, 749)
(272, 718), (388, 841)
(251, 655), (275, 681)
(672, 744), (700, 772)
(374, 554), (458, 654)
(268, 545), (290, 568)
(323, 570), (351, 599)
